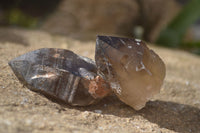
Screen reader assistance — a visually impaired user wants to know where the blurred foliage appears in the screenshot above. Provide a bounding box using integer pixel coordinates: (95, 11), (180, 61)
(156, 0), (200, 54)
(0, 0), (61, 28)
(1, 0), (200, 55)
(6, 8), (38, 28)
(182, 41), (200, 54)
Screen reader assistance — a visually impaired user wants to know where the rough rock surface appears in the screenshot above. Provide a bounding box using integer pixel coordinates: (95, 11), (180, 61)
(0, 28), (200, 133)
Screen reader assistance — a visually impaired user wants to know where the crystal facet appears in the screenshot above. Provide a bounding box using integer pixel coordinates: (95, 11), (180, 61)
(95, 35), (166, 110)
(9, 48), (100, 106)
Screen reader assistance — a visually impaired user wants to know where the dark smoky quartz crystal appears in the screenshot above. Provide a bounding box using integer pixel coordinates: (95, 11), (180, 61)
(9, 48), (99, 106)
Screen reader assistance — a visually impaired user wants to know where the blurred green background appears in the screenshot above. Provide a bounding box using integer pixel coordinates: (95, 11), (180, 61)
(0, 0), (200, 54)
(0, 0), (61, 27)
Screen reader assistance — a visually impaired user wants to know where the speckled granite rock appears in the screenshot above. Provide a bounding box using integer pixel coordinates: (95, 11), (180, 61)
(0, 28), (199, 133)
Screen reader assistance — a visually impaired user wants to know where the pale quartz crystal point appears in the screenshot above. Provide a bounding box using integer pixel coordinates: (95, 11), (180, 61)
(95, 35), (166, 110)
